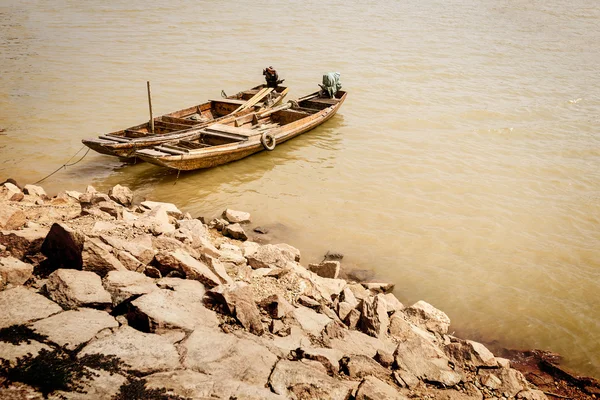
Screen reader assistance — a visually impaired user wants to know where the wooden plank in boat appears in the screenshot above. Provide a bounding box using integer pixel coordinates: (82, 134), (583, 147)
(307, 97), (339, 105)
(205, 124), (255, 138)
(154, 146), (188, 155)
(160, 116), (201, 126)
(155, 120), (193, 130)
(210, 98), (248, 105)
(100, 135), (131, 143)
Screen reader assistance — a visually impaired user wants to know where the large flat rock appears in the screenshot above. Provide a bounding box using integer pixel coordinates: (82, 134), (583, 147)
(355, 376), (408, 400)
(268, 359), (356, 400)
(102, 270), (157, 306)
(129, 289), (219, 333)
(0, 286), (62, 328)
(0, 256), (33, 289)
(182, 326), (277, 386)
(145, 369), (285, 400)
(46, 269), (112, 309)
(79, 326), (180, 374)
(0, 340), (52, 365)
(31, 308), (118, 350)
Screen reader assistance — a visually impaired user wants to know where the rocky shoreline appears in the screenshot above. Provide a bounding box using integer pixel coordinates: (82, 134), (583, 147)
(0, 181), (596, 399)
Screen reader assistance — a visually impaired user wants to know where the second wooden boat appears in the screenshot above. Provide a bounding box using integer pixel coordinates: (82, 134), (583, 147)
(135, 90), (347, 171)
(82, 84), (288, 159)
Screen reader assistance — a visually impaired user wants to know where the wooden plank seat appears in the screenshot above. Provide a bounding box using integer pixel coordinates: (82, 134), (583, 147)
(154, 120), (193, 131)
(205, 124), (254, 139)
(100, 134), (132, 143)
(210, 98), (248, 105)
(160, 115), (202, 126)
(307, 97), (340, 105)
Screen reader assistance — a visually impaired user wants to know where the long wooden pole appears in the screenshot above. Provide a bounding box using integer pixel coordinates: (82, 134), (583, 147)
(147, 81), (154, 134)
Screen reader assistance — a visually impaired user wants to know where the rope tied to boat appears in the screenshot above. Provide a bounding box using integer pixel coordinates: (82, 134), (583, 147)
(34, 145), (90, 184)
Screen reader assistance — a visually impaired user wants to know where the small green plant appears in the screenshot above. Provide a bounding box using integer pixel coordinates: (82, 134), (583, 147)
(112, 378), (189, 400)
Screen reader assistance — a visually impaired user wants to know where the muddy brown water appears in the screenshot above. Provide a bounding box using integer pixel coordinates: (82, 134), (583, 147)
(1, 0), (599, 378)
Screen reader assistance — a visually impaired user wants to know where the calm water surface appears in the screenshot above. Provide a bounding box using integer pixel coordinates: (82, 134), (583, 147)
(1, 0), (599, 378)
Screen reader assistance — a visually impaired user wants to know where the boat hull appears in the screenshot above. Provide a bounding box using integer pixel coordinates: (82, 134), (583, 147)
(136, 91), (347, 171)
(82, 85), (288, 159)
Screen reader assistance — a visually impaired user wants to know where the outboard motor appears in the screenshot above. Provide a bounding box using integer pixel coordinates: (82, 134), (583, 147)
(263, 66), (285, 88)
(319, 72), (342, 98)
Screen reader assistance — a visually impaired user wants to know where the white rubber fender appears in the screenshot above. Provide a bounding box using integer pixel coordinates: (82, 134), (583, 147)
(261, 132), (276, 151)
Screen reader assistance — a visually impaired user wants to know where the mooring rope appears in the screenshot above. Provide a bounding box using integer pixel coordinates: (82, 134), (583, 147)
(34, 145), (91, 184)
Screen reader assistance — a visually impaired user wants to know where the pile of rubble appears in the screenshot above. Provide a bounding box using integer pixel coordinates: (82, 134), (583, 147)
(0, 181), (548, 399)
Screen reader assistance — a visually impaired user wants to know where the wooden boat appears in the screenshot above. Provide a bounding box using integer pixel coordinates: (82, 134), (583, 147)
(135, 90), (347, 171)
(81, 84), (289, 159)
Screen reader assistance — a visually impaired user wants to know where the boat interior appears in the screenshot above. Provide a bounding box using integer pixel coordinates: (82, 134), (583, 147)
(102, 85), (287, 140)
(144, 91), (345, 155)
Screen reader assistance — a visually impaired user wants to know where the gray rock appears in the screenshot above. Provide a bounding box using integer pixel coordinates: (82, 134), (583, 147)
(79, 326), (180, 374)
(0, 286), (62, 328)
(129, 288), (219, 333)
(362, 282), (395, 294)
(394, 370), (419, 389)
(258, 293), (295, 319)
(346, 283), (370, 301)
(1, 182), (24, 202)
(355, 376), (409, 400)
(403, 300), (451, 335)
(208, 217), (229, 231)
(298, 295), (321, 309)
(23, 184), (47, 198)
(382, 293), (404, 312)
(394, 334), (461, 387)
(268, 359), (355, 400)
(327, 328), (397, 359)
(95, 200), (122, 219)
(223, 223), (248, 241)
(200, 253), (233, 285)
(222, 208), (251, 224)
(297, 347), (344, 375)
(102, 270), (157, 306)
(141, 200), (183, 219)
(344, 308), (361, 329)
(308, 260), (340, 279)
(341, 354), (391, 380)
(337, 301), (355, 321)
(31, 308), (118, 350)
(46, 269), (112, 309)
(81, 237), (127, 277)
(156, 277), (206, 300)
(182, 326), (277, 385)
(246, 244), (289, 269)
(292, 306), (332, 336)
(0, 256), (33, 288)
(358, 294), (389, 338)
(108, 184), (133, 206)
(100, 234), (155, 265)
(340, 287), (359, 307)
(156, 249), (222, 287)
(0, 224), (49, 260)
(0, 205), (26, 230)
(375, 348), (395, 368)
(145, 369), (285, 400)
(115, 251), (144, 272)
(481, 368), (528, 397)
(480, 372), (502, 389)
(274, 243), (301, 262)
(445, 338), (498, 368)
(205, 282), (264, 335)
(41, 222), (86, 270)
